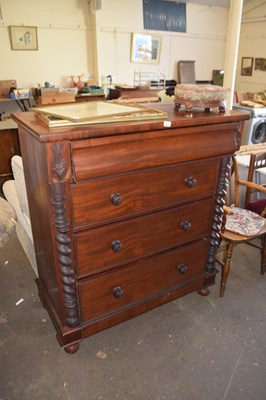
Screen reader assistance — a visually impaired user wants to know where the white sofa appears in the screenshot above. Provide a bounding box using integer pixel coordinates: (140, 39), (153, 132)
(2, 155), (38, 276)
(0, 196), (16, 248)
(157, 89), (175, 103)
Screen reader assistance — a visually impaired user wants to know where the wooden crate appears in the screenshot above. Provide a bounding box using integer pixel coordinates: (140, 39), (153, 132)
(0, 80), (17, 98)
(37, 92), (75, 105)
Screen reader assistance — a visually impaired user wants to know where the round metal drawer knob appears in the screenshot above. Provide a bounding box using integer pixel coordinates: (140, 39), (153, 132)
(180, 220), (192, 231)
(112, 286), (124, 298)
(184, 176), (197, 188)
(111, 240), (123, 253)
(177, 263), (188, 274)
(110, 192), (123, 206)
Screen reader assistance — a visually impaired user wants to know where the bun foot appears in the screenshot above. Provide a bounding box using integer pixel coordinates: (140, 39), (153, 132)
(197, 287), (210, 296)
(64, 343), (80, 354)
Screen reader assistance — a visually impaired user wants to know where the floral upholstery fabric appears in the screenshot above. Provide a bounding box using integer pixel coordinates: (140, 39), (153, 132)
(175, 84), (229, 102)
(225, 205), (265, 236)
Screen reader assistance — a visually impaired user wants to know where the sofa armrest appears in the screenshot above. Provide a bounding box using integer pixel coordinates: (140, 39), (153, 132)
(2, 180), (20, 220)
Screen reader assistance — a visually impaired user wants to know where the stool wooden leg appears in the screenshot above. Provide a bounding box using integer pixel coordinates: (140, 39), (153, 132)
(220, 242), (233, 297)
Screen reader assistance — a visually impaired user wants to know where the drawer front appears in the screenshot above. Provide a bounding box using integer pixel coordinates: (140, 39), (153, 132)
(78, 239), (209, 322)
(71, 158), (219, 229)
(75, 197), (213, 277)
(71, 122), (238, 181)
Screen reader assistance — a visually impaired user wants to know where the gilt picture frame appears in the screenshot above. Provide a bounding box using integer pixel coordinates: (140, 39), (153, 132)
(131, 33), (161, 64)
(9, 26), (38, 50)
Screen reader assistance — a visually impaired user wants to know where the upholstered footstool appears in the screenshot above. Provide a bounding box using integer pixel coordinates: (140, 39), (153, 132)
(175, 84), (229, 113)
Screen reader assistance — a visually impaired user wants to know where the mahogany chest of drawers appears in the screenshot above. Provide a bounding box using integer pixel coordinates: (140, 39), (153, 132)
(12, 104), (248, 353)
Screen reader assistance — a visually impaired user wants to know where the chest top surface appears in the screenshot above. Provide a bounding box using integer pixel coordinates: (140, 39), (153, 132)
(12, 103), (250, 143)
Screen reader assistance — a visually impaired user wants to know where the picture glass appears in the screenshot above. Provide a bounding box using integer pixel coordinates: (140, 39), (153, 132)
(10, 26), (38, 50)
(241, 57), (253, 76)
(131, 33), (161, 64)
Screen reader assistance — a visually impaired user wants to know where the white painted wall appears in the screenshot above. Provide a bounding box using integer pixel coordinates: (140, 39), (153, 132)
(95, 0), (229, 86)
(0, 0), (94, 114)
(1, 0), (265, 117)
(0, 0), (94, 88)
(235, 0), (266, 93)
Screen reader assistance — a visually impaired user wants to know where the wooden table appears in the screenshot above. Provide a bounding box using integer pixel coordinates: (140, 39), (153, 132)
(75, 94), (105, 102)
(35, 93), (106, 106)
(0, 97), (34, 112)
(108, 86), (160, 102)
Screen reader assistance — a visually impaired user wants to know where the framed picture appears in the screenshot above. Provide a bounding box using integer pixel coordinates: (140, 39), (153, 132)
(9, 26), (38, 50)
(255, 58), (266, 71)
(241, 57), (253, 76)
(131, 33), (161, 64)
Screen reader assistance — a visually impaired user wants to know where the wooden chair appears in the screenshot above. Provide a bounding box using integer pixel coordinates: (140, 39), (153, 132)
(243, 151), (266, 215)
(216, 145), (266, 297)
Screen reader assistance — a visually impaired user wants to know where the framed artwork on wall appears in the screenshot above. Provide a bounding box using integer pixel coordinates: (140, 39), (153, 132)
(255, 58), (266, 71)
(241, 57), (253, 76)
(131, 33), (161, 64)
(9, 26), (38, 50)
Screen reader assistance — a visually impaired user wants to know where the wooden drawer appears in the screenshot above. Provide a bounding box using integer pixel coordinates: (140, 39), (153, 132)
(70, 158), (219, 229)
(75, 197), (213, 277)
(71, 122), (238, 181)
(78, 239), (209, 323)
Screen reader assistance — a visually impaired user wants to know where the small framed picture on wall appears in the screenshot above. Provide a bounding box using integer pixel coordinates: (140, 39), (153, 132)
(9, 26), (38, 50)
(241, 57), (253, 76)
(131, 33), (161, 64)
(255, 58), (266, 71)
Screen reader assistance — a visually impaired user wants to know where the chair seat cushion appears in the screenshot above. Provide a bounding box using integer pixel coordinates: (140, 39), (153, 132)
(225, 206), (265, 236)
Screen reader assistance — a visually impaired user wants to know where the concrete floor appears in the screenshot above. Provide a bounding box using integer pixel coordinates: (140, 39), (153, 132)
(1, 232), (266, 400)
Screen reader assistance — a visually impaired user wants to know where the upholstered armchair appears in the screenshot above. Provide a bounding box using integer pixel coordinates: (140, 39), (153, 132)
(2, 155), (37, 276)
